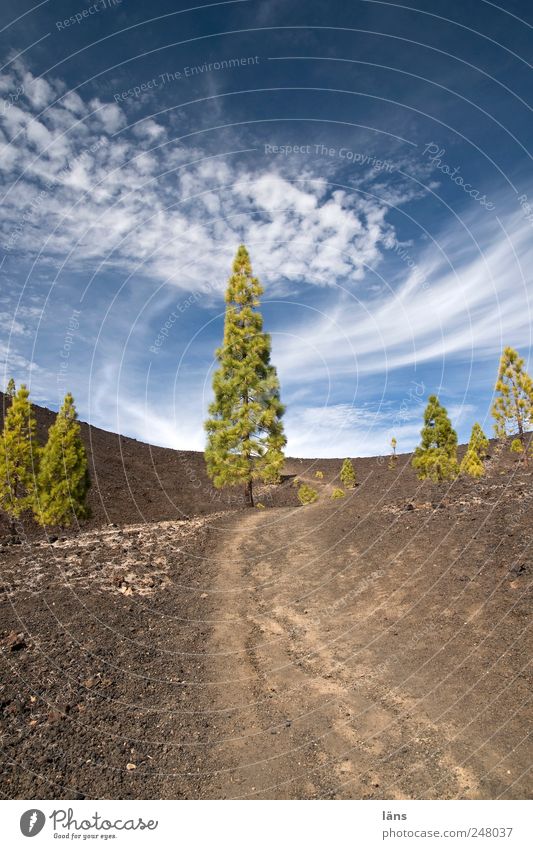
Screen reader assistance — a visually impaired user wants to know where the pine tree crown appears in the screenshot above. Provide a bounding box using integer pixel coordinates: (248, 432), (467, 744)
(35, 392), (90, 527)
(412, 394), (459, 481)
(205, 246), (286, 499)
(492, 346), (533, 438)
(0, 383), (40, 517)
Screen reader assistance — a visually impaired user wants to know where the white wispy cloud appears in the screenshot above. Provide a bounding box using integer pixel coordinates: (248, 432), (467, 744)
(273, 200), (533, 382)
(0, 59), (402, 296)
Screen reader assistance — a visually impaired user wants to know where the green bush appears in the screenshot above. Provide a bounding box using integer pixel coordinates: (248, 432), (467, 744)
(314, 470), (324, 479)
(340, 458), (356, 488)
(331, 488), (345, 498)
(412, 395), (459, 482)
(255, 502), (266, 509)
(297, 484), (318, 505)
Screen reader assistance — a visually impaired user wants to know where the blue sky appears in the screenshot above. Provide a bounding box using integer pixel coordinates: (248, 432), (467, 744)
(0, 0), (532, 456)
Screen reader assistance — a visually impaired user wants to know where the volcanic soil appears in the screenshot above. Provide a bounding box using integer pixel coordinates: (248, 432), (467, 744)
(0, 394), (531, 799)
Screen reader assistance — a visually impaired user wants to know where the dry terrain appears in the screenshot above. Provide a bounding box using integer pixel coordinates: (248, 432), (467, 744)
(0, 394), (531, 799)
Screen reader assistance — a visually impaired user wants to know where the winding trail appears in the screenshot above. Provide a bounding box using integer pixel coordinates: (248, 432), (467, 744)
(196, 495), (531, 799)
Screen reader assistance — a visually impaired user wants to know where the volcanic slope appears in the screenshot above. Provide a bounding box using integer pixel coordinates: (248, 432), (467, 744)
(0, 395), (531, 798)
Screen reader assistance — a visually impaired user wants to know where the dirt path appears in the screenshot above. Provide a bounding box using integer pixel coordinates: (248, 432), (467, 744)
(200, 498), (531, 799)
(1, 464), (530, 799)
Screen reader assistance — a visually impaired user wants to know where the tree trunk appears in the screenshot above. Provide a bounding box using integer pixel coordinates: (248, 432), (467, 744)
(518, 419), (528, 467)
(245, 478), (254, 507)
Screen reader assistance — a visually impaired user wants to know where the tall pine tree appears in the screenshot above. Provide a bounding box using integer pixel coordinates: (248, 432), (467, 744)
(205, 245), (286, 506)
(412, 394), (459, 482)
(0, 384), (39, 520)
(35, 393), (90, 527)
(492, 346), (533, 464)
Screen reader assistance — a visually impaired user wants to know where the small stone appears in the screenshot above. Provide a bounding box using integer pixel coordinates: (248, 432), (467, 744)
(48, 709), (63, 723)
(126, 762), (136, 770)
(3, 630), (26, 651)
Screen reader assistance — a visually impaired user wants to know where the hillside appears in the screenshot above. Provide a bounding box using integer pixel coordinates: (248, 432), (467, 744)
(0, 394), (531, 799)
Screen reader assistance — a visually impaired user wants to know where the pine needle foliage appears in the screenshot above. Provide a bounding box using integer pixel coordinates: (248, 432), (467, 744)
(205, 246), (286, 506)
(35, 393), (90, 527)
(460, 422), (489, 478)
(340, 458), (356, 488)
(412, 395), (459, 482)
(297, 484), (318, 505)
(0, 384), (39, 519)
(492, 346), (533, 464)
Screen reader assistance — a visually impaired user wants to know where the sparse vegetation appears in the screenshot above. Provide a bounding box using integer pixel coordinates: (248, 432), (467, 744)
(388, 436), (397, 470)
(0, 386), (91, 529)
(460, 423), (489, 478)
(492, 346), (533, 465)
(340, 458), (356, 488)
(5, 378), (15, 400)
(34, 393), (90, 527)
(331, 487), (345, 498)
(204, 245), (286, 506)
(412, 395), (459, 482)
(297, 483), (318, 505)
(314, 470), (324, 479)
(0, 384), (40, 522)
(255, 502), (266, 509)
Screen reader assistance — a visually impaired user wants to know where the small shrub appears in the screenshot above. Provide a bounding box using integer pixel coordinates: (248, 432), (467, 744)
(255, 502), (266, 509)
(340, 458), (356, 488)
(314, 470), (324, 479)
(389, 436), (398, 469)
(460, 449), (484, 478)
(298, 484), (318, 505)
(292, 476), (300, 487)
(510, 438), (523, 454)
(460, 423), (489, 478)
(331, 487), (345, 498)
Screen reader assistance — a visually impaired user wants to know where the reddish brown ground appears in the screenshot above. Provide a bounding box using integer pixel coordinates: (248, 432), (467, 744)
(0, 395), (531, 799)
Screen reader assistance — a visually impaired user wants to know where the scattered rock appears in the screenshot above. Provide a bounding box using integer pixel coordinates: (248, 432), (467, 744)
(2, 630), (26, 651)
(47, 709), (63, 723)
